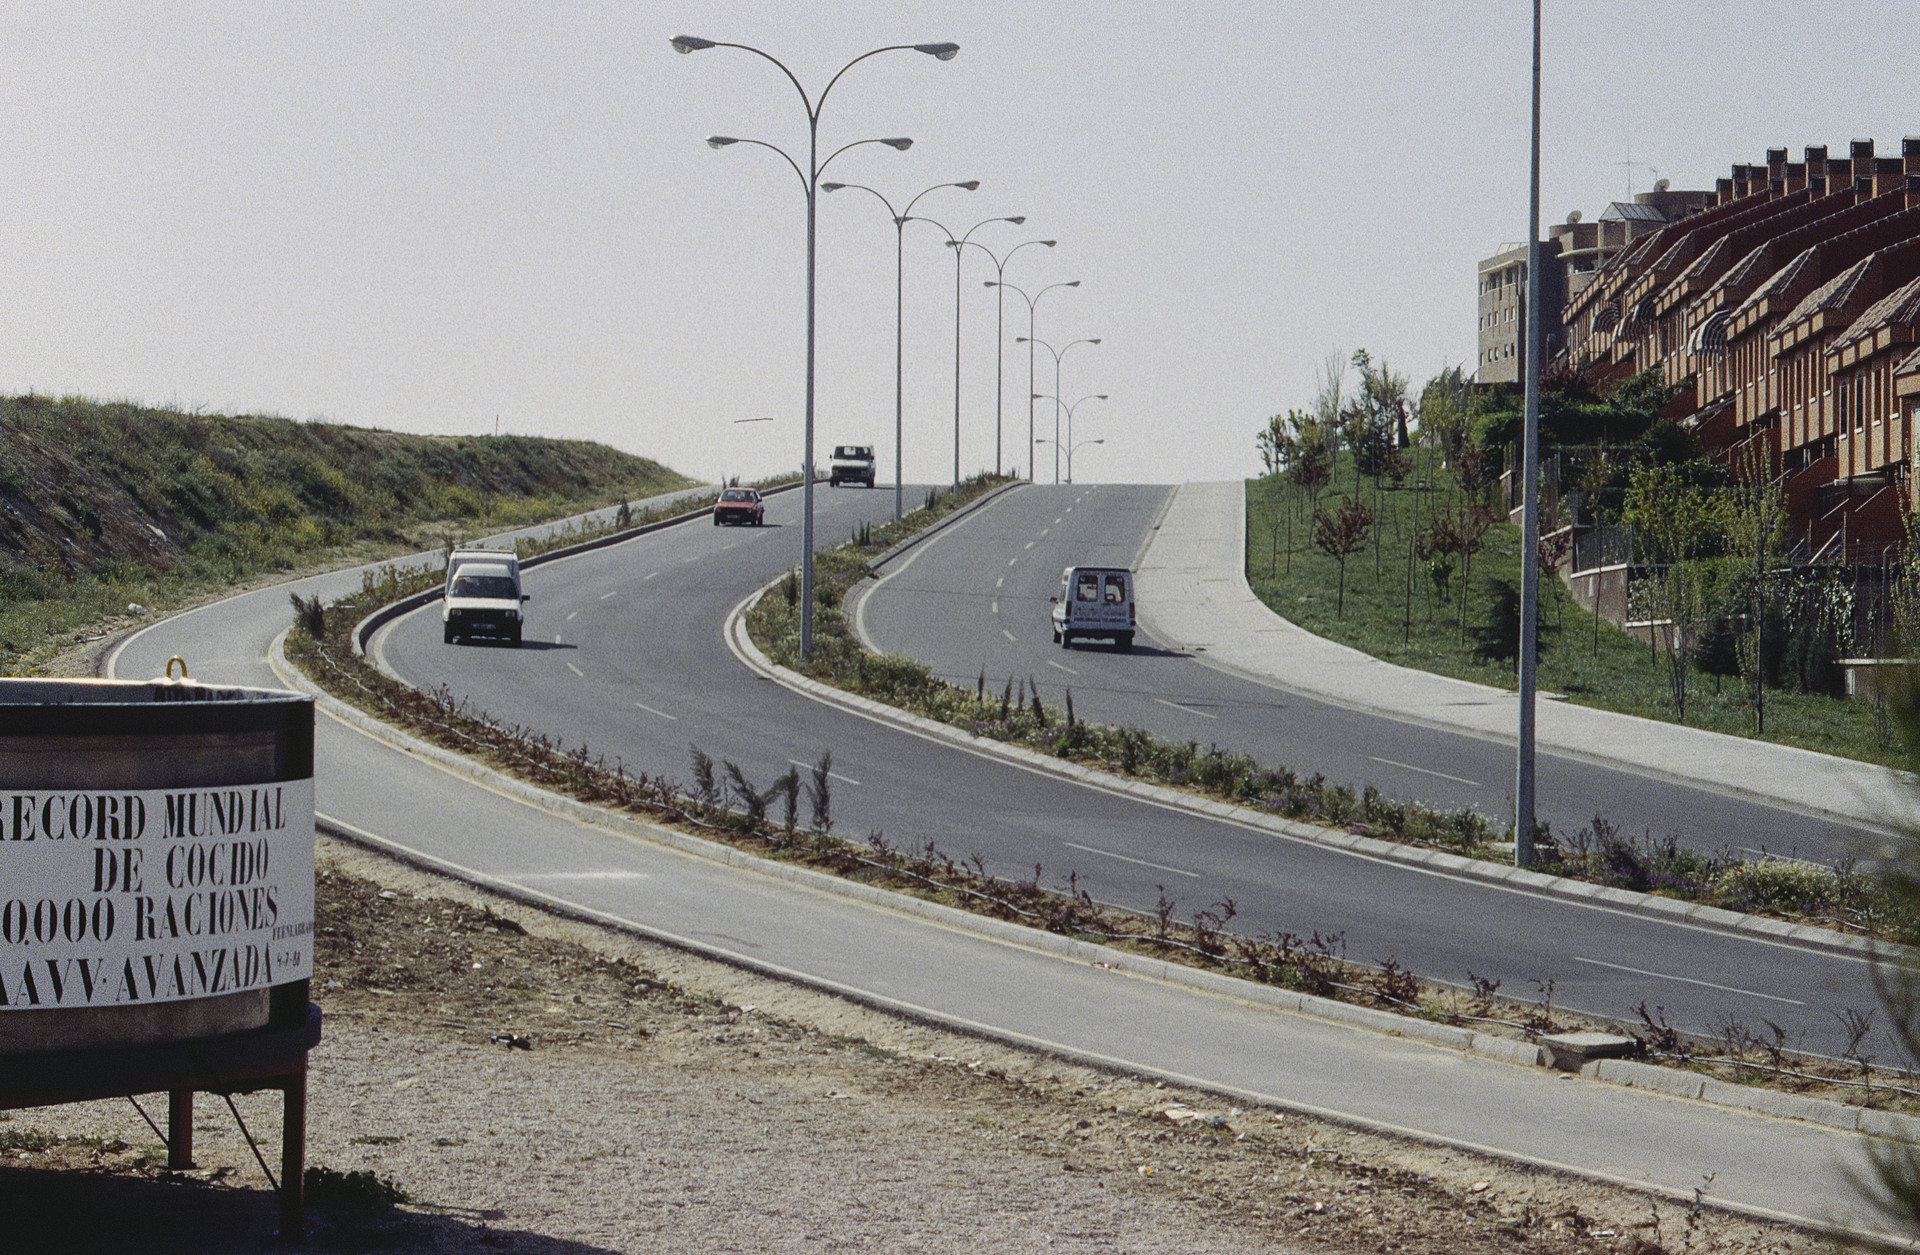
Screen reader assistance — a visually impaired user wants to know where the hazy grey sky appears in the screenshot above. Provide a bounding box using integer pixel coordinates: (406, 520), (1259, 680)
(2, 2), (1914, 485)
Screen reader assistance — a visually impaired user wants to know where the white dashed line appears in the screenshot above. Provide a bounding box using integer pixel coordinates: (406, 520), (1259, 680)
(517, 871), (649, 882)
(1062, 841), (1199, 878)
(1007, 557), (1018, 567)
(634, 701), (678, 721)
(1053, 518), (1062, 525)
(1368, 757), (1482, 788)
(1002, 629), (1016, 642)
(566, 611), (579, 622)
(1154, 697), (1217, 720)
(1024, 541), (1036, 550)
(565, 662), (584, 677)
(996, 577), (1004, 588)
(723, 543), (738, 550)
(790, 760), (862, 786)
(1047, 661), (1078, 675)
(1572, 957), (1804, 1005)
(600, 591), (620, 599)
(1040, 528), (1049, 536)
(644, 572), (659, 581)
(991, 601), (999, 614)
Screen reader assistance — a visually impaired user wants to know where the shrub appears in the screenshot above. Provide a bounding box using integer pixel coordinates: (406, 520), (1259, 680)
(1712, 859), (1838, 914)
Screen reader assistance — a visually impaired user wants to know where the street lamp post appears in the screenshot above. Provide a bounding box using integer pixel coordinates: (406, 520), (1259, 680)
(912, 215), (1027, 488)
(960, 239), (1056, 476)
(821, 180), (979, 522)
(1016, 335), (1101, 483)
(1030, 394), (1107, 480)
(987, 279), (1079, 479)
(1034, 437), (1103, 482)
(672, 34), (958, 658)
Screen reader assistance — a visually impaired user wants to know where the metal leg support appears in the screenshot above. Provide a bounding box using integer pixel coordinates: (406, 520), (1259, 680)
(168, 1090), (195, 1170)
(279, 1072), (307, 1236)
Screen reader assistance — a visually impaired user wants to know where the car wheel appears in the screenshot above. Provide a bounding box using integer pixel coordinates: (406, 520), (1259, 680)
(510, 626), (523, 648)
(713, 514), (721, 525)
(1116, 633), (1134, 654)
(1060, 634), (1072, 650)
(444, 625), (456, 645)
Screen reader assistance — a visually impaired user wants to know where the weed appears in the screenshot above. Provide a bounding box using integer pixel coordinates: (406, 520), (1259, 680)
(304, 1165), (411, 1212)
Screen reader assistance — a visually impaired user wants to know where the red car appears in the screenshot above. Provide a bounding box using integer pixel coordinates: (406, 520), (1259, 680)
(713, 487), (765, 526)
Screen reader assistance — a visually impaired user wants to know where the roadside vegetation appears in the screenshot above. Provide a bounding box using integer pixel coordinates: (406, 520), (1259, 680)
(1249, 352), (1898, 766)
(0, 392), (696, 675)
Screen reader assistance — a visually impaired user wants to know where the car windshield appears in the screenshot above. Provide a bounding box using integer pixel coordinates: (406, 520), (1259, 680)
(1105, 575), (1127, 603)
(450, 573), (517, 599)
(1075, 576), (1099, 602)
(721, 490), (754, 501)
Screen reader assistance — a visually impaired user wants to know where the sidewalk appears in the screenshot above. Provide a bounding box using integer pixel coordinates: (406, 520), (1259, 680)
(1134, 481), (1913, 835)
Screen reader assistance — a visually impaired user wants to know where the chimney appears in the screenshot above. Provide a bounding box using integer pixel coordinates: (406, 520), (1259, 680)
(1908, 173), (1920, 211)
(1716, 176), (1733, 204)
(1783, 161), (1807, 195)
(1906, 136), (1920, 176)
(1876, 156), (1906, 198)
(1851, 138), (1876, 169)
(1805, 144), (1828, 177)
(1767, 147), (1788, 179)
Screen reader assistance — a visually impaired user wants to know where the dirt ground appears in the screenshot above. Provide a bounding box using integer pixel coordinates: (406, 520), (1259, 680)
(0, 834), (1836, 1255)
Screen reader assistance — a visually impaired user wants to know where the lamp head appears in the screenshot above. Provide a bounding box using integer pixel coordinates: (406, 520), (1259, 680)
(1087, 338), (1102, 345)
(880, 137), (914, 151)
(1094, 394), (1109, 400)
(706, 135), (740, 149)
(1040, 240), (1057, 247)
(915, 42), (961, 60)
(1065, 280), (1081, 287)
(821, 182), (847, 192)
(1005, 216), (1026, 225)
(1016, 337), (1031, 344)
(670, 35), (716, 53)
(956, 180), (981, 191)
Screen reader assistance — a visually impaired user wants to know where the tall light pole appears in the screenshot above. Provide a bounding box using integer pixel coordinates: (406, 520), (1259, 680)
(913, 214), (1026, 488)
(1017, 335), (1100, 483)
(1031, 393), (1107, 479)
(1035, 436), (1103, 483)
(671, 34), (958, 658)
(821, 179), (979, 522)
(961, 238), (1056, 476)
(1515, 0), (1544, 867)
(989, 279), (1079, 479)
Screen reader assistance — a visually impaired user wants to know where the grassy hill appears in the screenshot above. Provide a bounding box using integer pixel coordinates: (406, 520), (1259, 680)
(0, 393), (696, 673)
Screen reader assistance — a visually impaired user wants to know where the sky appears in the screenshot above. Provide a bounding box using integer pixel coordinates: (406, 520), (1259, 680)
(2, 2), (1917, 486)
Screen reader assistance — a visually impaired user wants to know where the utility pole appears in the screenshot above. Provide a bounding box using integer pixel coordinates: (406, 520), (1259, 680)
(1514, 0), (1543, 868)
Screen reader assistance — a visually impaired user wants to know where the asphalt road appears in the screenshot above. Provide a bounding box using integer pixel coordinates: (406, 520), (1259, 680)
(353, 482), (1896, 1064)
(856, 482), (1867, 869)
(95, 485), (1892, 1234)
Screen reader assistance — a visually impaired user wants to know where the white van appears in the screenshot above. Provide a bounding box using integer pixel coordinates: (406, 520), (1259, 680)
(1050, 566), (1135, 652)
(829, 445), (876, 488)
(443, 547), (527, 646)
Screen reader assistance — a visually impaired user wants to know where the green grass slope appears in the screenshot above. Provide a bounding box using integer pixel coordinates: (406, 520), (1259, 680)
(1, 393), (695, 673)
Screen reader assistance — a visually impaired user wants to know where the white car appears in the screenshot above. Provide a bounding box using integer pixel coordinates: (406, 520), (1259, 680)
(829, 444), (875, 488)
(1050, 566), (1135, 652)
(443, 547), (527, 646)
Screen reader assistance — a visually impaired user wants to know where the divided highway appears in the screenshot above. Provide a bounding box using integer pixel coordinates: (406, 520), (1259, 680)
(356, 482), (1888, 1062)
(98, 482), (1892, 1231)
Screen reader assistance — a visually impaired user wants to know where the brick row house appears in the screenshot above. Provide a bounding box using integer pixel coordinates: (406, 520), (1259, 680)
(1550, 138), (1920, 563)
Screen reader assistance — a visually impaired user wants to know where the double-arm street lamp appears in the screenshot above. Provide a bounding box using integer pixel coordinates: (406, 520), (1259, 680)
(914, 215), (1027, 487)
(821, 180), (978, 522)
(1030, 393), (1106, 480)
(988, 279), (1079, 480)
(1034, 436), (1103, 483)
(1016, 334), (1101, 483)
(959, 238), (1055, 477)
(671, 34), (958, 657)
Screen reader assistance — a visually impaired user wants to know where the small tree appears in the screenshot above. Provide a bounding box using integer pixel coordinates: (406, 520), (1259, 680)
(1724, 437), (1785, 731)
(1623, 463), (1722, 722)
(1313, 495), (1374, 618)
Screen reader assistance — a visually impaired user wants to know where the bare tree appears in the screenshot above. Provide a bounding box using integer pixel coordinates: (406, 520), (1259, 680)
(1313, 495), (1375, 618)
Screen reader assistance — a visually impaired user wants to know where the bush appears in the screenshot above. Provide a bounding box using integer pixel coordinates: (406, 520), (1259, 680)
(1712, 859), (1838, 914)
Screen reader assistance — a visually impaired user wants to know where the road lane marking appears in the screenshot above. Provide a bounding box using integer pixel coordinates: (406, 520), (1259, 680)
(553, 634), (562, 644)
(566, 662), (584, 677)
(1007, 557), (1018, 566)
(1024, 541), (1036, 550)
(1368, 757), (1482, 788)
(1154, 698), (1218, 720)
(723, 543), (738, 550)
(790, 760), (862, 786)
(1054, 518), (1062, 524)
(991, 600), (999, 614)
(1063, 841), (1200, 878)
(996, 577), (1004, 588)
(1040, 528), (1049, 536)
(566, 611), (579, 621)
(1003, 629), (1016, 642)
(644, 572), (659, 581)
(634, 701), (678, 721)
(601, 590), (622, 598)
(1571, 956), (1805, 1005)
(517, 871), (649, 881)
(1047, 661), (1078, 675)
(682, 556), (700, 564)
